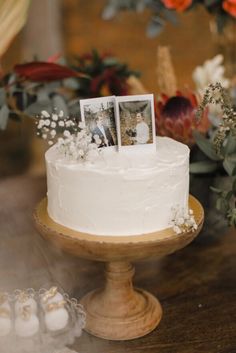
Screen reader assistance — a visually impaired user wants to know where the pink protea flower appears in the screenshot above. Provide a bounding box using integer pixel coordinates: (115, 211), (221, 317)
(155, 91), (210, 146)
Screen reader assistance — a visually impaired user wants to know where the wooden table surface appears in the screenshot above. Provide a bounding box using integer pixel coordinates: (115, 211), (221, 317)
(0, 174), (236, 353)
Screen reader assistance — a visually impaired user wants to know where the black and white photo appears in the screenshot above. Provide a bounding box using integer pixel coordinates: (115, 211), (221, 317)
(80, 96), (117, 148)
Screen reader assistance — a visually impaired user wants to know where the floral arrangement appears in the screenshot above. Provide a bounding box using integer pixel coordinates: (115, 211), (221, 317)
(70, 50), (139, 97)
(102, 0), (236, 36)
(155, 90), (210, 146)
(192, 54), (230, 96)
(0, 50), (139, 131)
(171, 207), (198, 234)
(37, 110), (100, 162)
(191, 82), (236, 226)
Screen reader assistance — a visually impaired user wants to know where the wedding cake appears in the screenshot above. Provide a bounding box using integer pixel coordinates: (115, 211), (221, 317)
(46, 136), (190, 236)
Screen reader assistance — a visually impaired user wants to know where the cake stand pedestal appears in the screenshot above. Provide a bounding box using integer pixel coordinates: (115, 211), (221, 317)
(34, 195), (204, 341)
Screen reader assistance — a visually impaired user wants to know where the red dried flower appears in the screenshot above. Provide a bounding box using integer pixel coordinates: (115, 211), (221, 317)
(14, 62), (85, 82)
(90, 68), (129, 96)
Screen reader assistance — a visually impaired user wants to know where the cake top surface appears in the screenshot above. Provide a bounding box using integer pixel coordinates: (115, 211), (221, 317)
(45, 136), (189, 171)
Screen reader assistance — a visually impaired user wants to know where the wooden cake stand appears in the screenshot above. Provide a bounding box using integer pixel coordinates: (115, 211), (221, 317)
(34, 195), (204, 341)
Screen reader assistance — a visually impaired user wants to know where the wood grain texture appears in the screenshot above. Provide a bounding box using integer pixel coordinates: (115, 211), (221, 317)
(0, 175), (236, 351)
(34, 195), (203, 262)
(81, 262), (162, 340)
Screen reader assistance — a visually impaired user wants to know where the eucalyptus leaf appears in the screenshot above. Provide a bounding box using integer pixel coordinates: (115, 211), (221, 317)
(7, 73), (16, 94)
(225, 190), (234, 201)
(208, 112), (221, 128)
(204, 0), (219, 7)
(215, 13), (227, 33)
(232, 178), (236, 193)
(223, 133), (236, 155)
(102, 3), (119, 20)
(63, 78), (80, 90)
(210, 186), (223, 194)
(161, 8), (178, 25)
(0, 105), (9, 130)
(43, 81), (61, 93)
(193, 130), (222, 161)
(103, 57), (119, 66)
(223, 156), (236, 176)
(37, 90), (50, 103)
(24, 101), (52, 116)
(52, 95), (68, 116)
(190, 160), (219, 174)
(0, 88), (6, 106)
(147, 18), (164, 38)
(216, 197), (228, 213)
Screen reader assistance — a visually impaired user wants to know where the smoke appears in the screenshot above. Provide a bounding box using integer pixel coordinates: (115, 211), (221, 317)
(0, 176), (88, 353)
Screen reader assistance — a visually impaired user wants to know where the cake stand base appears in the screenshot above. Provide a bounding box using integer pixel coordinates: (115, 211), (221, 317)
(34, 195), (204, 341)
(81, 261), (162, 340)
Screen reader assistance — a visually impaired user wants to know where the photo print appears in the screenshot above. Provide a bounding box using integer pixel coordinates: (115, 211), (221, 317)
(80, 96), (117, 148)
(115, 94), (156, 150)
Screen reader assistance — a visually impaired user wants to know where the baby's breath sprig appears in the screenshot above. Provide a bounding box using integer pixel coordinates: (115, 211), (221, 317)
(196, 82), (236, 155)
(36, 109), (79, 146)
(36, 109), (101, 162)
(171, 207), (198, 235)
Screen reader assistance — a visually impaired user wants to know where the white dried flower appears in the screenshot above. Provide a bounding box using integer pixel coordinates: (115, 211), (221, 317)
(171, 207), (198, 235)
(50, 129), (56, 137)
(59, 110), (64, 118)
(56, 127), (100, 162)
(192, 55), (230, 95)
(45, 119), (50, 126)
(64, 130), (71, 137)
(41, 110), (50, 118)
(65, 120), (74, 127)
(58, 120), (65, 127)
(79, 121), (86, 129)
(78, 149), (85, 157)
(42, 134), (47, 140)
(51, 121), (56, 128)
(52, 114), (58, 121)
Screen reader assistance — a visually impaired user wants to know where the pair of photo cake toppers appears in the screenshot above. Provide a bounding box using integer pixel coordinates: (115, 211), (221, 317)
(80, 94), (156, 151)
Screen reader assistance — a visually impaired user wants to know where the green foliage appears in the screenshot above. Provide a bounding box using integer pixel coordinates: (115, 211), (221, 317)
(190, 160), (219, 173)
(0, 50), (138, 131)
(102, 0), (235, 36)
(191, 82), (236, 227)
(192, 130), (222, 161)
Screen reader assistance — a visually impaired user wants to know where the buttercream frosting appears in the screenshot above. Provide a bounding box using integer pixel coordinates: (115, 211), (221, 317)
(46, 137), (189, 236)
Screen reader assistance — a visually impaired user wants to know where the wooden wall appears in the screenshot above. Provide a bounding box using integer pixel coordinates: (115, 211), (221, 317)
(62, 0), (215, 91)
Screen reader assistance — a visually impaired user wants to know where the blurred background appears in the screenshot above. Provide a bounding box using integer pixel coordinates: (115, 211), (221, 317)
(0, 0), (234, 178)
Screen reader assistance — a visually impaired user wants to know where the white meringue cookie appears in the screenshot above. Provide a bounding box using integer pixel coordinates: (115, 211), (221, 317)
(45, 307), (69, 331)
(15, 297), (37, 316)
(0, 317), (12, 336)
(41, 291), (64, 311)
(15, 314), (39, 337)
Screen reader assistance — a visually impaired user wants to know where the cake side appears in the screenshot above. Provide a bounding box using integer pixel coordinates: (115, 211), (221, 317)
(46, 137), (190, 236)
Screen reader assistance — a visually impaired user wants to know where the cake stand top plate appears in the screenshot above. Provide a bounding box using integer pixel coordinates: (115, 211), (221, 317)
(34, 195), (204, 262)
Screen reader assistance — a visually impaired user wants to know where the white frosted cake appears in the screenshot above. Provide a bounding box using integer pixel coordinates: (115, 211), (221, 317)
(46, 137), (190, 236)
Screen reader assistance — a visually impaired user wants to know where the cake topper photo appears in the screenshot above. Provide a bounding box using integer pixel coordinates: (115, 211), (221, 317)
(115, 94), (156, 150)
(80, 96), (117, 148)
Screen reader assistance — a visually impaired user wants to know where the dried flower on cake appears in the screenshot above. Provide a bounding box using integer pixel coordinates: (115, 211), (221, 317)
(36, 110), (100, 162)
(171, 207), (198, 234)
